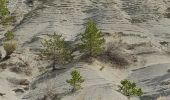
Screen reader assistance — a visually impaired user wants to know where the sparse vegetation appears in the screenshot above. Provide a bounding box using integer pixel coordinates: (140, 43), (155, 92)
(78, 19), (105, 57)
(0, 0), (15, 25)
(0, 0), (9, 18)
(0, 16), (15, 25)
(119, 79), (143, 99)
(4, 31), (14, 41)
(41, 33), (73, 70)
(3, 40), (17, 59)
(2, 31), (17, 59)
(66, 70), (84, 92)
(99, 66), (105, 71)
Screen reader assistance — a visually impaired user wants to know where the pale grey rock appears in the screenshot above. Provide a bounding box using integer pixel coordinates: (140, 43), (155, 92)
(1, 0), (170, 100)
(129, 63), (170, 100)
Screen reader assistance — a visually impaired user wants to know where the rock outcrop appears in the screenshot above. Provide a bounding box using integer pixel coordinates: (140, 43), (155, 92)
(1, 0), (170, 100)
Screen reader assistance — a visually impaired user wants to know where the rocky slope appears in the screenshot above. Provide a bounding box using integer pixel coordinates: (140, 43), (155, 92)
(1, 0), (170, 100)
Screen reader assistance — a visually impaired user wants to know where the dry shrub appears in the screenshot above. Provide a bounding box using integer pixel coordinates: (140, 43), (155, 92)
(42, 82), (57, 100)
(104, 50), (129, 67)
(100, 42), (137, 68)
(10, 67), (32, 76)
(3, 40), (17, 58)
(7, 77), (29, 86)
(10, 63), (32, 76)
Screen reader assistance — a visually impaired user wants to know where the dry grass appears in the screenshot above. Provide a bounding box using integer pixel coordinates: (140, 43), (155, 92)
(3, 40), (17, 58)
(10, 66), (32, 76)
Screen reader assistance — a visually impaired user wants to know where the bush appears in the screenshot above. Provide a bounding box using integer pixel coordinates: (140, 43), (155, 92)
(0, 0), (9, 18)
(66, 70), (84, 92)
(78, 19), (105, 57)
(0, 0), (15, 25)
(41, 33), (73, 70)
(119, 79), (143, 98)
(4, 31), (14, 41)
(0, 16), (15, 25)
(3, 40), (17, 58)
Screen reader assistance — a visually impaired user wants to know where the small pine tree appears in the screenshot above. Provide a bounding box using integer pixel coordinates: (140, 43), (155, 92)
(119, 79), (143, 99)
(41, 33), (73, 70)
(4, 31), (14, 41)
(66, 70), (84, 92)
(78, 19), (105, 57)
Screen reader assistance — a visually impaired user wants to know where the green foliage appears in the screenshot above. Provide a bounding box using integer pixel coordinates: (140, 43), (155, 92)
(41, 33), (73, 69)
(119, 79), (143, 98)
(78, 19), (105, 57)
(0, 16), (15, 25)
(66, 70), (84, 92)
(0, 0), (15, 25)
(3, 40), (17, 58)
(4, 31), (14, 41)
(0, 0), (9, 18)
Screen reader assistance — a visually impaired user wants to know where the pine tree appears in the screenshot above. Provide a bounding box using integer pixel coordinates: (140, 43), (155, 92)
(66, 70), (84, 92)
(78, 19), (105, 57)
(119, 79), (143, 99)
(41, 33), (73, 70)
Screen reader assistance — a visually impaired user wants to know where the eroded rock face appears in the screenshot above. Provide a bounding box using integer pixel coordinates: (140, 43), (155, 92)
(1, 0), (170, 100)
(129, 63), (170, 100)
(8, 0), (170, 48)
(24, 64), (128, 100)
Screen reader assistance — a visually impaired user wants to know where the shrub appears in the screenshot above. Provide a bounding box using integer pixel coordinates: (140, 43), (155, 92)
(0, 0), (15, 25)
(66, 70), (84, 92)
(0, 16), (15, 25)
(119, 79), (143, 98)
(0, 0), (9, 18)
(3, 40), (17, 58)
(4, 31), (14, 41)
(78, 19), (105, 57)
(41, 33), (73, 70)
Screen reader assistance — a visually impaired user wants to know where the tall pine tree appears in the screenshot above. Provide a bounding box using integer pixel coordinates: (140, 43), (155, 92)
(79, 19), (105, 57)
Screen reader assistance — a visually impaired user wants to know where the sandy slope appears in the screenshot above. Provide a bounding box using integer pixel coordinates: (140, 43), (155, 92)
(23, 60), (128, 100)
(1, 0), (170, 100)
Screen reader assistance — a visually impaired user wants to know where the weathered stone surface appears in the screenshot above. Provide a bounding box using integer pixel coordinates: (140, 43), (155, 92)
(1, 0), (170, 100)
(129, 63), (170, 100)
